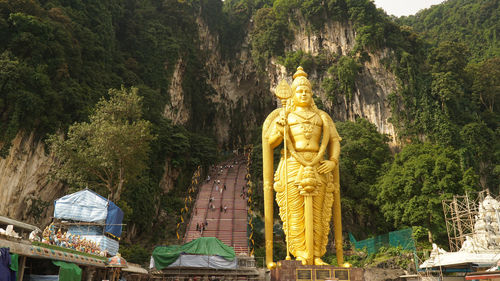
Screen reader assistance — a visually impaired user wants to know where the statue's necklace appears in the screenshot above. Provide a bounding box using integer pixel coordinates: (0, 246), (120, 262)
(294, 111), (317, 140)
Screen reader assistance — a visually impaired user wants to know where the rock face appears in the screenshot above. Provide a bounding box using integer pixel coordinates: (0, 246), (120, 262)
(158, 158), (180, 194)
(162, 16), (275, 148)
(0, 132), (64, 227)
(267, 18), (397, 143)
(164, 58), (190, 126)
(163, 15), (398, 146)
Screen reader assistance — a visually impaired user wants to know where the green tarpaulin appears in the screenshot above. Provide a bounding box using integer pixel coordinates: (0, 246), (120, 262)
(9, 253), (18, 272)
(52, 261), (82, 281)
(152, 237), (236, 270)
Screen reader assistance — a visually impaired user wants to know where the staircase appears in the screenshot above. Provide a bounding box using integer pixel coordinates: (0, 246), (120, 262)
(184, 157), (249, 256)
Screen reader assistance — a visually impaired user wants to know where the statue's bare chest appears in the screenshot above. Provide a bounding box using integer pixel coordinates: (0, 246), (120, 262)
(287, 111), (323, 151)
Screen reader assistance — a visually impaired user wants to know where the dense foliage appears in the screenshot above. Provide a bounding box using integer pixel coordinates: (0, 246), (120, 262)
(387, 1), (500, 194)
(376, 143), (478, 244)
(336, 118), (392, 237)
(322, 56), (361, 102)
(398, 0), (500, 62)
(0, 0), (221, 142)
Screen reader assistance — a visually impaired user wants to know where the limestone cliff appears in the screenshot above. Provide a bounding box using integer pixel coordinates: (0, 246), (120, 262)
(163, 15), (398, 146)
(162, 16), (274, 148)
(0, 132), (64, 227)
(163, 58), (190, 126)
(266, 18), (397, 142)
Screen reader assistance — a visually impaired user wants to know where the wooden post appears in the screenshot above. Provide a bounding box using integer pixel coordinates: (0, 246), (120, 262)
(17, 256), (26, 281)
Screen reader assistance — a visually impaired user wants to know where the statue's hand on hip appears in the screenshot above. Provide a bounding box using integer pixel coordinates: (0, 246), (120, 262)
(318, 160), (336, 174)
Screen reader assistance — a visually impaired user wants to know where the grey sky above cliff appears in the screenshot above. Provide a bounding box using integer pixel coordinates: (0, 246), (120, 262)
(373, 0), (446, 17)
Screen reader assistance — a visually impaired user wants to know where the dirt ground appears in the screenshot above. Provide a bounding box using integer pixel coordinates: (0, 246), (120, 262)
(364, 268), (407, 281)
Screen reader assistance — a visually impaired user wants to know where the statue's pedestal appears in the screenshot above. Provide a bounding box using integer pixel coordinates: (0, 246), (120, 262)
(271, 260), (364, 281)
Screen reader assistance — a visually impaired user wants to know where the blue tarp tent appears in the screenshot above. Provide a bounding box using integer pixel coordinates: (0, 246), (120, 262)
(53, 189), (124, 238)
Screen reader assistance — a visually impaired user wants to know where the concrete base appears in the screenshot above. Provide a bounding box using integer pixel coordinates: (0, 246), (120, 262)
(271, 260), (364, 281)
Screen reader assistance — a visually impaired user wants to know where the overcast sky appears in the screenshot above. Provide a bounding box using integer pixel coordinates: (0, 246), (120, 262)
(372, 0), (446, 17)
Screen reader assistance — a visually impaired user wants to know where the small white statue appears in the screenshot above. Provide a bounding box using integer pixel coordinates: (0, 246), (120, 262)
(29, 229), (41, 241)
(460, 236), (477, 253)
(5, 225), (20, 238)
(430, 243), (447, 258)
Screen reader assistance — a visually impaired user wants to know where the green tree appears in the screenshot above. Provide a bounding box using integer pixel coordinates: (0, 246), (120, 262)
(300, 0), (326, 31)
(376, 143), (478, 244)
(250, 7), (290, 70)
(428, 41), (469, 120)
(468, 57), (500, 115)
(322, 56), (360, 102)
(460, 122), (498, 191)
(279, 50), (315, 74)
(429, 41), (469, 75)
(48, 86), (155, 202)
(399, 0), (500, 62)
(430, 71), (463, 113)
(337, 118), (392, 237)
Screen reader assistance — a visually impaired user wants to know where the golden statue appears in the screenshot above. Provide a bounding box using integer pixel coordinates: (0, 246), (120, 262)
(262, 67), (343, 268)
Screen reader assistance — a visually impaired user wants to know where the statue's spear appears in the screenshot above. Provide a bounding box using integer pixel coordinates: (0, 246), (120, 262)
(275, 79), (293, 261)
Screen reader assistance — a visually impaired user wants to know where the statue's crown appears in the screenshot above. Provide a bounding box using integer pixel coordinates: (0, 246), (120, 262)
(291, 66), (311, 91)
(293, 66), (308, 79)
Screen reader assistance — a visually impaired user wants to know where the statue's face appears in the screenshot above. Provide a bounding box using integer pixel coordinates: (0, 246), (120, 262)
(294, 85), (313, 107)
